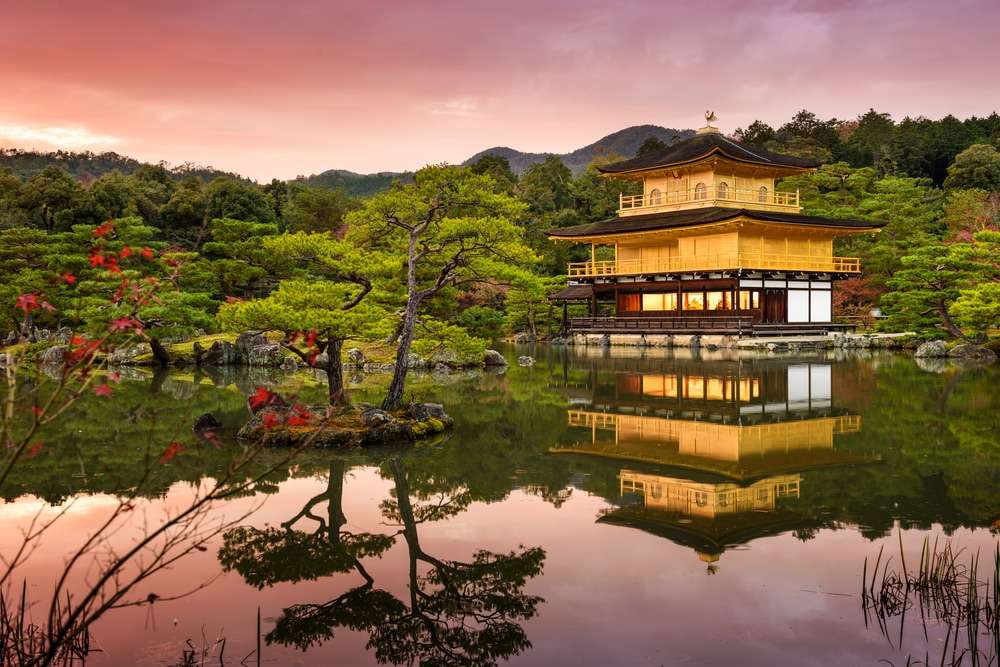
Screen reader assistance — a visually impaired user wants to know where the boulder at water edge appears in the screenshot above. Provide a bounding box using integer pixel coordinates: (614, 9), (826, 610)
(914, 340), (949, 358)
(947, 343), (997, 363)
(484, 349), (507, 366)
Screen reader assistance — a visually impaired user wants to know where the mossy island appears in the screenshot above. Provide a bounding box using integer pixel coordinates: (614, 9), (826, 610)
(236, 398), (454, 449)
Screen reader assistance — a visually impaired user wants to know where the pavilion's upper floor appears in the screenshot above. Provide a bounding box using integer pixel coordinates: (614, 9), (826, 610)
(598, 120), (818, 217)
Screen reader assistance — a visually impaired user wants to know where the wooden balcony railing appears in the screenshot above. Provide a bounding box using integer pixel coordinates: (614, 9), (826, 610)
(567, 253), (861, 277)
(620, 187), (800, 213)
(569, 316), (754, 334)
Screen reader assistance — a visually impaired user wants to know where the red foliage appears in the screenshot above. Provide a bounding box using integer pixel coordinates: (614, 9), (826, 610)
(31, 406), (44, 417)
(61, 273), (77, 285)
(110, 317), (144, 335)
(93, 384), (113, 398)
(15, 293), (40, 313)
(159, 441), (184, 465)
(118, 246), (132, 259)
(93, 221), (114, 238)
(262, 411), (282, 430)
(15, 293), (55, 314)
(89, 253), (105, 268)
(25, 442), (44, 459)
(249, 387), (273, 410)
(286, 404), (314, 427)
(66, 335), (102, 366)
(831, 276), (882, 317)
(304, 330), (318, 348)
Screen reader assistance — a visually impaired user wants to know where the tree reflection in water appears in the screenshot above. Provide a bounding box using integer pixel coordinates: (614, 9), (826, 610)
(219, 456), (546, 666)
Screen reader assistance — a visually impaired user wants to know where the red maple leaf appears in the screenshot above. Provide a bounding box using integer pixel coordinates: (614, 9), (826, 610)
(109, 371), (122, 384)
(61, 273), (77, 285)
(89, 253), (106, 268)
(159, 441), (184, 464)
(105, 257), (122, 275)
(248, 387), (272, 410)
(15, 293), (40, 313)
(287, 406), (313, 427)
(141, 247), (155, 260)
(93, 221), (114, 238)
(118, 245), (132, 259)
(93, 384), (113, 398)
(110, 317), (143, 334)
(262, 411), (282, 430)
(25, 442), (44, 459)
(304, 330), (318, 348)
(31, 405), (44, 417)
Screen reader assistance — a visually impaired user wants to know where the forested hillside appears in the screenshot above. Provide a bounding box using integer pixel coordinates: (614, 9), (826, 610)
(292, 169), (414, 197)
(0, 148), (240, 183)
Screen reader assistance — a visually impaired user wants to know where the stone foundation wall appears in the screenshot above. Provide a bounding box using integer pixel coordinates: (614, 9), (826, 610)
(562, 331), (917, 351)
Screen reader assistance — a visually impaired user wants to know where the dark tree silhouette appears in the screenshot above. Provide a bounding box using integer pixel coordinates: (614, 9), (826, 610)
(220, 455), (546, 665)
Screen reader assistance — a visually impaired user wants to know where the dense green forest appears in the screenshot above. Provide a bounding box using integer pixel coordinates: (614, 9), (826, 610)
(0, 147), (242, 183)
(2, 108), (1000, 348)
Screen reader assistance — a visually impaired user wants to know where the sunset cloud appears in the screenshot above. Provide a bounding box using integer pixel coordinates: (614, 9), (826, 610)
(428, 98), (481, 118)
(0, 123), (122, 149)
(1, 0), (997, 180)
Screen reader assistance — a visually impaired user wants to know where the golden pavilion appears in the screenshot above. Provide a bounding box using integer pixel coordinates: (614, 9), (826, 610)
(548, 113), (882, 335)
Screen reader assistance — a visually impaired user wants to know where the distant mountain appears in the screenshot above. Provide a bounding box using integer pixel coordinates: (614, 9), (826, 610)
(0, 148), (242, 183)
(2, 124), (696, 196)
(293, 169), (414, 198)
(299, 126), (698, 197)
(463, 124), (696, 175)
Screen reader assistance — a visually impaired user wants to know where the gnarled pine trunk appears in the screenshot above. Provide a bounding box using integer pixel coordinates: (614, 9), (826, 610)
(381, 300), (418, 411)
(382, 230), (421, 412)
(936, 299), (964, 339)
(325, 338), (346, 406)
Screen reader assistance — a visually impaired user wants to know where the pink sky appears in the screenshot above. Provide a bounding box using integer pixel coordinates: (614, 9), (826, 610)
(3, 0), (998, 181)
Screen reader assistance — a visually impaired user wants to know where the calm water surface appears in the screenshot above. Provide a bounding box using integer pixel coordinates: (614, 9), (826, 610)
(3, 345), (998, 666)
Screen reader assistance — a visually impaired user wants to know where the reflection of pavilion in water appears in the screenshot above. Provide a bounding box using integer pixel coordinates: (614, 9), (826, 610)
(552, 359), (875, 562)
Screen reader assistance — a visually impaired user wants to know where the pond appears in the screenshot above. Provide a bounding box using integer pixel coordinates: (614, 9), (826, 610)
(2, 345), (998, 666)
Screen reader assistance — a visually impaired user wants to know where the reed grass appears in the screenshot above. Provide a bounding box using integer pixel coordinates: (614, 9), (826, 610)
(862, 536), (1000, 667)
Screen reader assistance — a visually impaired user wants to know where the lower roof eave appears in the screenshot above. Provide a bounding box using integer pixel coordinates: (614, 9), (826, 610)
(546, 207), (884, 242)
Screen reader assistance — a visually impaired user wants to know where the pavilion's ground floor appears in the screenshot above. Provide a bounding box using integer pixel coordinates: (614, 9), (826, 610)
(552, 272), (853, 336)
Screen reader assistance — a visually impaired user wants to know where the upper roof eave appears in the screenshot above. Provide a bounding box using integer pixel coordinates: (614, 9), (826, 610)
(596, 133), (820, 175)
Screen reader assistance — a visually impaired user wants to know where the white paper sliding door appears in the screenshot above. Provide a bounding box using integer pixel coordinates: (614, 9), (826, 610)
(788, 290), (809, 323)
(810, 289), (831, 323)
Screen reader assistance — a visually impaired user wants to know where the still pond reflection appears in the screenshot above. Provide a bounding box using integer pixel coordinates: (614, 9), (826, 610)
(2, 346), (998, 665)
